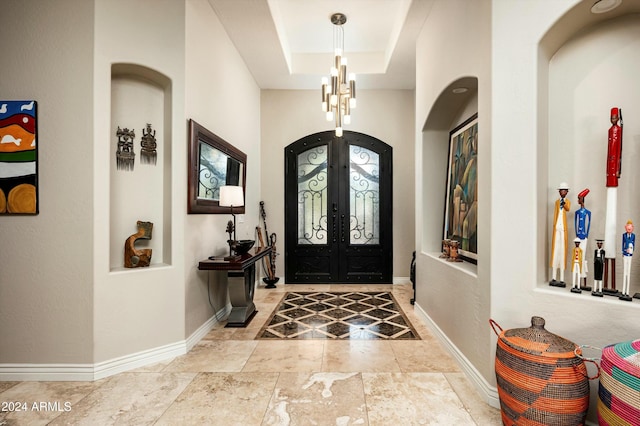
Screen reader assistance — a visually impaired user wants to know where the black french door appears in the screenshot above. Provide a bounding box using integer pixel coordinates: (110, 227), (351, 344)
(285, 131), (392, 283)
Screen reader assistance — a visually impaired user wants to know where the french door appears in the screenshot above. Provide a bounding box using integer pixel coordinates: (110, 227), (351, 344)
(285, 131), (392, 283)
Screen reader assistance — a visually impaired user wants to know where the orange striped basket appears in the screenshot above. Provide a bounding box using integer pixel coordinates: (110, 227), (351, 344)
(597, 339), (640, 425)
(490, 316), (594, 425)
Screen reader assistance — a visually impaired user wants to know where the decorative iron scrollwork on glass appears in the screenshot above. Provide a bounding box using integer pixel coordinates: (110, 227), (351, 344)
(297, 146), (328, 245)
(198, 142), (227, 200)
(349, 145), (380, 245)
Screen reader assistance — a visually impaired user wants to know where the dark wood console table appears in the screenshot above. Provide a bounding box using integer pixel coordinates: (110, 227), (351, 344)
(198, 246), (271, 327)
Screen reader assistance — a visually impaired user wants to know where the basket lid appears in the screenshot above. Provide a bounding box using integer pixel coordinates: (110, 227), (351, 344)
(499, 316), (579, 358)
(602, 339), (640, 377)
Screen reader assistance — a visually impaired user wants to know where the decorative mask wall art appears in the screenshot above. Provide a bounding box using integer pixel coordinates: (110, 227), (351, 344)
(116, 126), (135, 171)
(140, 123), (157, 165)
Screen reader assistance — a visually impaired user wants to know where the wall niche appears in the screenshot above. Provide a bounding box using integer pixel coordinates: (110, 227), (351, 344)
(421, 76), (478, 264)
(109, 63), (172, 271)
(541, 6), (640, 293)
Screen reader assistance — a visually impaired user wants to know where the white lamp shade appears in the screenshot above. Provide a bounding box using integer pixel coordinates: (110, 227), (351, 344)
(219, 185), (244, 207)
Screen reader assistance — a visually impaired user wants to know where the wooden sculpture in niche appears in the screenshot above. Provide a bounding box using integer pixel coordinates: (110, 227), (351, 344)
(124, 221), (153, 268)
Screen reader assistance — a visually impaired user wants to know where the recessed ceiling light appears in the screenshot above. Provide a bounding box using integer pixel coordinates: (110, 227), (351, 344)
(591, 0), (622, 14)
(452, 87), (468, 94)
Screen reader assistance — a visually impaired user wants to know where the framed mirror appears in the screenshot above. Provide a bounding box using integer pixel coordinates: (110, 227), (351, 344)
(188, 119), (247, 214)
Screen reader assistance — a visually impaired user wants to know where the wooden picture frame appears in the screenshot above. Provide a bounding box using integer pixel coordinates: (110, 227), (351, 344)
(443, 113), (478, 262)
(187, 119), (246, 214)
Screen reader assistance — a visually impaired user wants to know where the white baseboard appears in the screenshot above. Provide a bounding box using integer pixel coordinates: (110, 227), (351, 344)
(94, 341), (186, 380)
(393, 276), (410, 284)
(0, 364), (95, 382)
(0, 305), (230, 382)
(185, 304), (231, 351)
(413, 301), (500, 409)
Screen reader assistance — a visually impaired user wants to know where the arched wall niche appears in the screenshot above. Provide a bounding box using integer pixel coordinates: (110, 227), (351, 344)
(421, 76), (478, 256)
(537, 2), (640, 290)
(110, 63), (173, 271)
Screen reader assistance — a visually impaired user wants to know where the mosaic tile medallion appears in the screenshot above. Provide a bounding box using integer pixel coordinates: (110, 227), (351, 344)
(257, 291), (420, 340)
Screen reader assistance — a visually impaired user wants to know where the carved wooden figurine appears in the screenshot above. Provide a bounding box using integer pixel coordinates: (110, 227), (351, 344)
(124, 221), (153, 268)
(448, 240), (463, 262)
(440, 239), (451, 259)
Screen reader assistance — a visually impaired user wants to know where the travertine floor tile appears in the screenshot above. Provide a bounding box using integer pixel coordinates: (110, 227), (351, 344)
(262, 372), (367, 425)
(0, 382), (18, 393)
(155, 372), (278, 426)
(390, 340), (461, 372)
(1, 284), (501, 425)
(0, 381), (100, 426)
(322, 340), (401, 372)
(128, 358), (174, 373)
(202, 324), (240, 340)
(363, 372), (476, 425)
(243, 340), (324, 372)
(48, 373), (195, 426)
(445, 372), (501, 425)
(163, 340), (257, 372)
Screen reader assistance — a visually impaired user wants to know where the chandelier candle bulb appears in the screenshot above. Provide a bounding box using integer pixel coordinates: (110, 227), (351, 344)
(349, 75), (356, 107)
(344, 102), (351, 124)
(326, 110), (333, 122)
(325, 91), (331, 115)
(321, 77), (328, 107)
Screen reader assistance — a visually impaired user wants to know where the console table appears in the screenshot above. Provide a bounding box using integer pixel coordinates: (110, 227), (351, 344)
(198, 246), (271, 327)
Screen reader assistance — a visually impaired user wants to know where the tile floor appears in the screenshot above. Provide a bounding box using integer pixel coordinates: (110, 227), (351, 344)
(257, 290), (420, 340)
(0, 283), (501, 425)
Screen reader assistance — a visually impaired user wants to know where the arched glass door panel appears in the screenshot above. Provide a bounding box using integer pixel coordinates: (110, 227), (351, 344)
(297, 145), (328, 245)
(349, 145), (379, 245)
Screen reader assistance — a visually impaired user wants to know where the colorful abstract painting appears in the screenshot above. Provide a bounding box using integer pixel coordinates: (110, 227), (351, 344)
(443, 113), (477, 262)
(0, 100), (38, 214)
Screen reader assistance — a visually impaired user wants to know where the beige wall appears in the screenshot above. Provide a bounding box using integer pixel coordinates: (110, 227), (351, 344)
(93, 0), (186, 364)
(414, 0), (493, 397)
(0, 0), (261, 375)
(184, 0), (261, 338)
(260, 90), (415, 281)
(0, 0), (95, 364)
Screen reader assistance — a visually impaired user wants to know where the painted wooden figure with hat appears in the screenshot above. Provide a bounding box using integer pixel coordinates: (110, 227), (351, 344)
(550, 182), (570, 287)
(574, 188), (591, 290)
(620, 219), (635, 301)
(571, 238), (584, 293)
(603, 107), (623, 293)
(592, 239), (605, 297)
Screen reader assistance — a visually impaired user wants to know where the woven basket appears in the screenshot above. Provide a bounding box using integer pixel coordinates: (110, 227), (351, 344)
(597, 339), (640, 425)
(490, 316), (590, 425)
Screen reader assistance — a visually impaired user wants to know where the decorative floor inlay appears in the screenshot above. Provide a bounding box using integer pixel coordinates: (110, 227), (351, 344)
(257, 291), (420, 340)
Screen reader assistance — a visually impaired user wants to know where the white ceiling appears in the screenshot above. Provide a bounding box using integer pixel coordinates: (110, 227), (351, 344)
(207, 0), (435, 90)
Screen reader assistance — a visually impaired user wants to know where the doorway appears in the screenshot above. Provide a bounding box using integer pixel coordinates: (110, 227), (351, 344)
(285, 131), (392, 283)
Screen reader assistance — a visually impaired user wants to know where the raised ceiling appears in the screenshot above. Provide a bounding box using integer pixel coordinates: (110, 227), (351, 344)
(207, 0), (434, 90)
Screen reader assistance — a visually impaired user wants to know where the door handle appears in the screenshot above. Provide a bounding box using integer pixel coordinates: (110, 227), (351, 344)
(332, 212), (337, 242)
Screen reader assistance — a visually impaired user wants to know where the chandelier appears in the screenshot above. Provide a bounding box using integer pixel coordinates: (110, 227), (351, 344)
(321, 13), (356, 137)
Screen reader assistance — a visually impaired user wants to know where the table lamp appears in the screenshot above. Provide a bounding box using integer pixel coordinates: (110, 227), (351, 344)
(219, 185), (244, 257)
